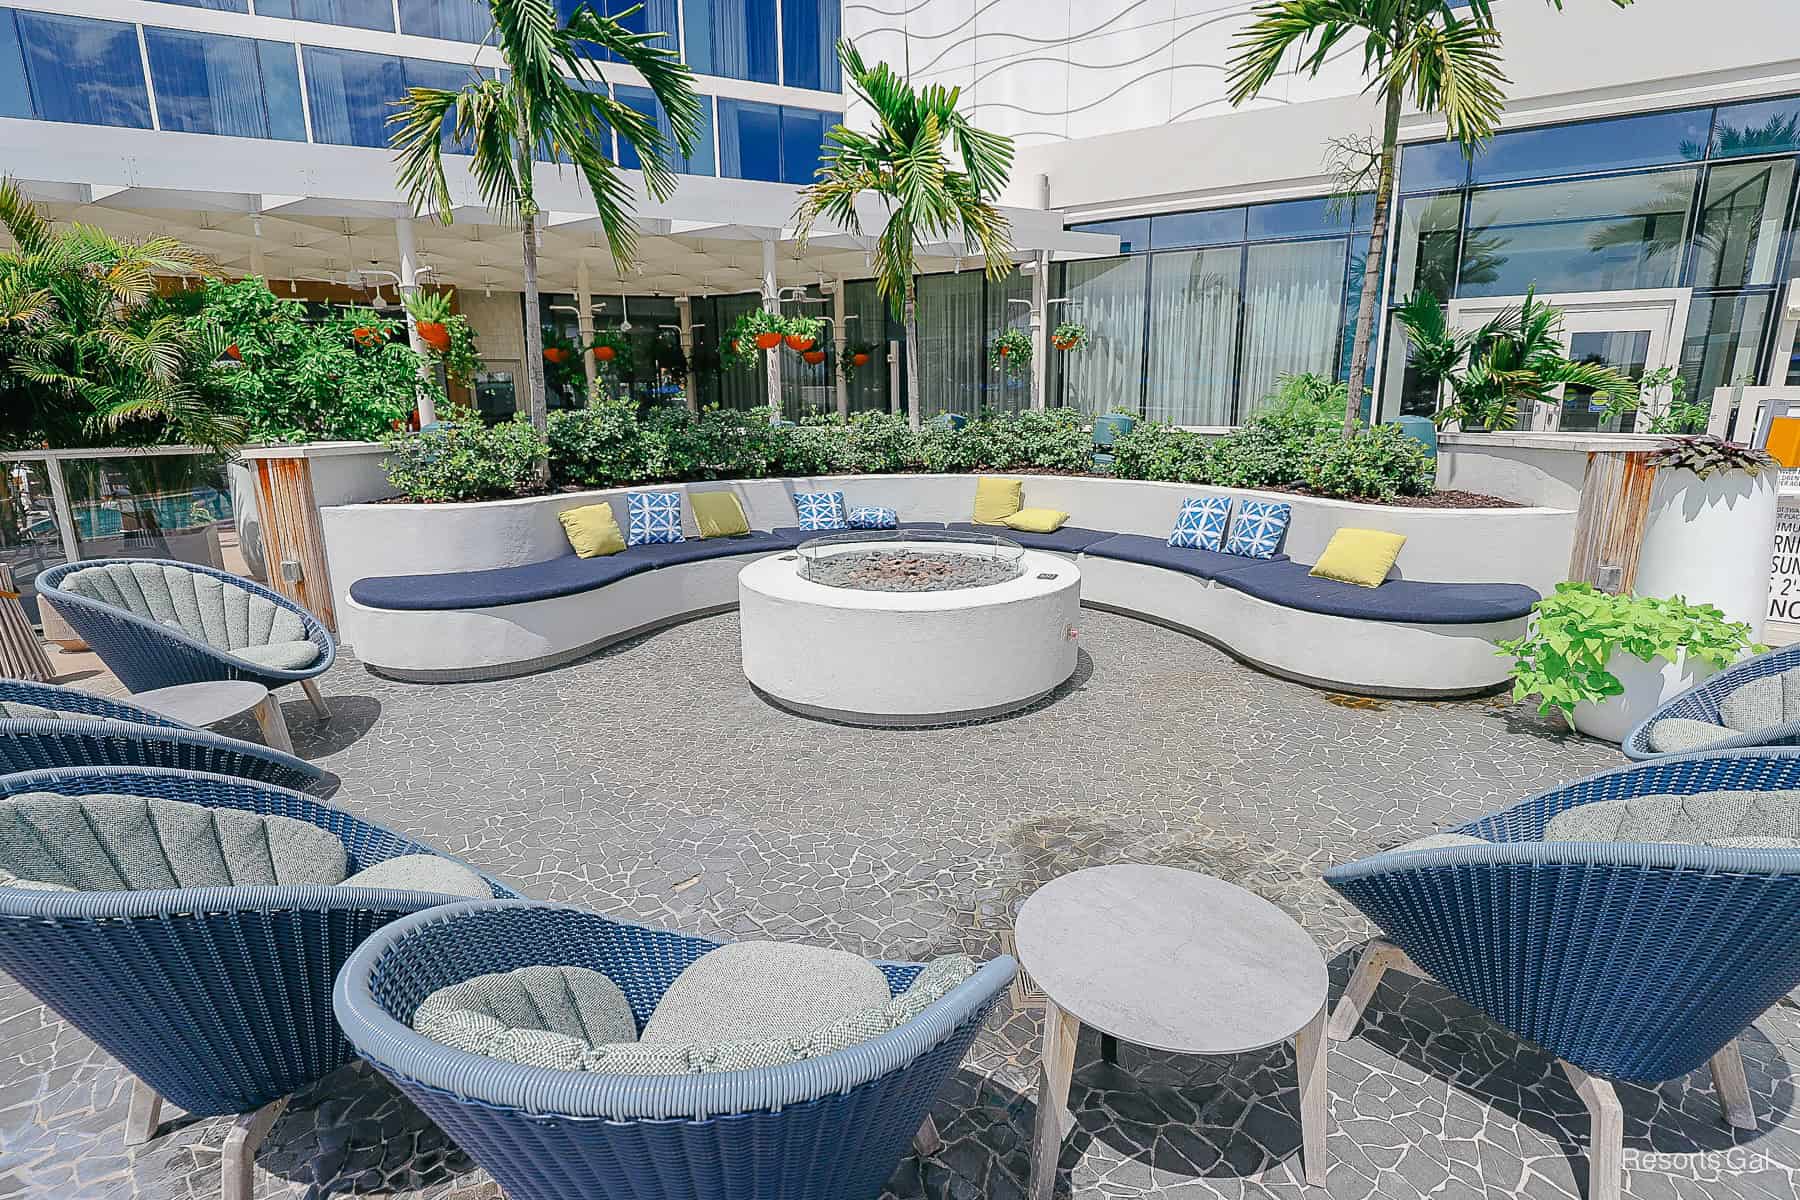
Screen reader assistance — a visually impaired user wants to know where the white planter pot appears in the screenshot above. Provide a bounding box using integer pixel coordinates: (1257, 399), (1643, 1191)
(1634, 467), (1778, 637)
(1568, 649), (1719, 744)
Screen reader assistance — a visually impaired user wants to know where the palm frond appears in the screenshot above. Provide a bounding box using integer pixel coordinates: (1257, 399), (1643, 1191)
(0, 178), (52, 256)
(389, 85), (465, 222)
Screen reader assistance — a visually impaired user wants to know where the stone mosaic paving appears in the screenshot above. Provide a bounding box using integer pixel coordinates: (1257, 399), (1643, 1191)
(3, 609), (1798, 1199)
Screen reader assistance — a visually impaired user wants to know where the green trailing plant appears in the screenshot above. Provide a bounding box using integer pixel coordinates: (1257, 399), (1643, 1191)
(1499, 582), (1761, 720)
(794, 40), (1015, 431)
(837, 340), (876, 383)
(1226, 0), (1632, 438)
(388, 0), (700, 483)
(723, 309), (790, 370)
(382, 403), (549, 501)
(1648, 434), (1776, 480)
(587, 328), (634, 373)
(782, 313), (825, 351)
(1393, 288), (1636, 431)
(401, 290), (482, 387)
(989, 328), (1033, 377)
(1051, 321), (1088, 351)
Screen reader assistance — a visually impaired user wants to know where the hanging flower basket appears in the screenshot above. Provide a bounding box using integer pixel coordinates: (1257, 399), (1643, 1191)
(1051, 321), (1088, 352)
(352, 326), (382, 347)
(755, 332), (783, 350)
(989, 328), (1033, 378)
(544, 346), (569, 364)
(802, 349), (826, 365)
(852, 351), (870, 367)
(415, 321), (451, 352)
(785, 334), (815, 352)
(594, 345), (615, 361)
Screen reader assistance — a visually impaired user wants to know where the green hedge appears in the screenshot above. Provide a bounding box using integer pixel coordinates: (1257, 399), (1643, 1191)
(382, 403), (1436, 503)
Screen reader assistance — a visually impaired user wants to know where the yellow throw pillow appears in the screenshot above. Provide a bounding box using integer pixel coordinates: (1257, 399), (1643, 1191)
(972, 477), (1024, 525)
(558, 502), (626, 558)
(692, 491), (750, 538)
(1309, 528), (1407, 588)
(1001, 508), (1070, 534)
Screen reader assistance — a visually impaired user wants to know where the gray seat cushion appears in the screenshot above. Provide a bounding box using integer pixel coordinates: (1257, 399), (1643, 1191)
(60, 562), (307, 656)
(1393, 832), (1489, 852)
(339, 854), (491, 898)
(1545, 791), (1800, 846)
(640, 940), (892, 1045)
(1647, 717), (1740, 754)
(414, 965), (640, 1070)
(234, 640), (321, 671)
(0, 793), (346, 891)
(0, 702), (58, 720)
(1718, 669), (1800, 734)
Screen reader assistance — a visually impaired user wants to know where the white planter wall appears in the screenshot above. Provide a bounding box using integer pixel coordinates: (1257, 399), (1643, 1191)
(1569, 650), (1720, 745)
(1634, 468), (1778, 637)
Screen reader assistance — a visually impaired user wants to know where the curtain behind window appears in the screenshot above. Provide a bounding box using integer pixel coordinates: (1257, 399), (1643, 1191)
(1056, 257), (1148, 415)
(1144, 247), (1239, 425)
(842, 281), (893, 414)
(713, 294), (766, 411)
(915, 272), (986, 419)
(983, 270), (1032, 412)
(1239, 240), (1345, 417)
(144, 29), (267, 138)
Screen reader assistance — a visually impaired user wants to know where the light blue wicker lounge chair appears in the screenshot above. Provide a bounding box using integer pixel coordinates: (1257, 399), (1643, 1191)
(0, 766), (517, 1200)
(36, 559), (335, 720)
(0, 679), (320, 790)
(1326, 748), (1800, 1200)
(334, 900), (1016, 1200)
(1623, 642), (1800, 760)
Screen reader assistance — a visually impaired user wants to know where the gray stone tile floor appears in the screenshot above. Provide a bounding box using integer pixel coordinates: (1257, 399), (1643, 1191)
(4, 608), (1799, 1199)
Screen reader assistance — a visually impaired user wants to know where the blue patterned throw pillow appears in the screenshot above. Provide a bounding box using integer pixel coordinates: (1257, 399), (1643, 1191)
(625, 490), (685, 546)
(1223, 499), (1291, 559)
(1167, 496), (1230, 551)
(793, 491), (847, 531)
(846, 506), (898, 530)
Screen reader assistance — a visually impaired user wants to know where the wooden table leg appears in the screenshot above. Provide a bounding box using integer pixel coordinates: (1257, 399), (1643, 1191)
(1562, 1061), (1624, 1200)
(251, 693), (294, 755)
(1294, 1003), (1329, 1187)
(1028, 999), (1080, 1200)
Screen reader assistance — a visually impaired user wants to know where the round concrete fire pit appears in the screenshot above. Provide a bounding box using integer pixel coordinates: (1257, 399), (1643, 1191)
(739, 531), (1081, 725)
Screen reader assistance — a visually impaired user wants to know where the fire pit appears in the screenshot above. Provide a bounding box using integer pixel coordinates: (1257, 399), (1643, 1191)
(738, 530), (1080, 726)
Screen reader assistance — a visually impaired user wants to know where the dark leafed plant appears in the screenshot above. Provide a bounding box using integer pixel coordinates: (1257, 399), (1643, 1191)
(1649, 435), (1776, 480)
(794, 40), (1016, 431)
(389, 0), (700, 481)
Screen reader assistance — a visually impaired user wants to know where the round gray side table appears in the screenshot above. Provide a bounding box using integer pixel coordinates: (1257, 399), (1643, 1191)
(130, 680), (293, 754)
(1014, 864), (1331, 1196)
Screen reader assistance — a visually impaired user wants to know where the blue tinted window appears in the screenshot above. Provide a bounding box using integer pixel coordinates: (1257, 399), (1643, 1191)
(1069, 218), (1148, 254)
(399, 0), (489, 41)
(1400, 139), (1468, 192)
(0, 11), (33, 120)
(718, 97), (780, 181)
(1470, 107), (1711, 184)
(555, 0), (677, 60)
(1246, 196), (1354, 241)
(1712, 96), (1800, 159)
(15, 11), (150, 128)
(402, 57), (484, 153)
(780, 106), (835, 184)
(782, 0), (839, 91)
(144, 29), (305, 141)
(616, 86), (714, 176)
(685, 0), (778, 84)
(302, 46), (402, 147)
(148, 0), (248, 9)
(1150, 207), (1244, 249)
(255, 0), (391, 32)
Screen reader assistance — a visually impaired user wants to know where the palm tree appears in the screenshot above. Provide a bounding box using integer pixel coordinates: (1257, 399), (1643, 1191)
(794, 41), (1015, 431)
(1227, 0), (1631, 439)
(0, 179), (244, 452)
(389, 0), (700, 478)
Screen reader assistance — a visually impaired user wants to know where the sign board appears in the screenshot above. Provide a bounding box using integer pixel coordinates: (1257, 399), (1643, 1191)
(1772, 493), (1800, 625)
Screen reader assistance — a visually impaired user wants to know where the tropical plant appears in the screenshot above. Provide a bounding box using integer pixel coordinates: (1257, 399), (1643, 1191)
(1051, 321), (1088, 351)
(1226, 0), (1633, 438)
(0, 180), (245, 452)
(838, 340), (876, 384)
(1499, 582), (1760, 720)
(383, 403), (549, 501)
(989, 328), (1032, 377)
(404, 288), (454, 330)
(588, 328), (633, 371)
(1601, 365), (1710, 434)
(783, 313), (824, 351)
(1393, 288), (1635, 431)
(794, 40), (1016, 431)
(1260, 372), (1348, 433)
(402, 289), (482, 385)
(1648, 434), (1776, 480)
(389, 0), (701, 482)
(723, 309), (790, 370)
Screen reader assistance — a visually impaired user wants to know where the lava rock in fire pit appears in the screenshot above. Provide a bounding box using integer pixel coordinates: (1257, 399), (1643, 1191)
(801, 549), (1023, 592)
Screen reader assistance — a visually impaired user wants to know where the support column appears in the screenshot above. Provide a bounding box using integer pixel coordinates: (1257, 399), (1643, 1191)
(832, 282), (850, 420)
(1030, 250), (1050, 412)
(761, 239), (782, 419)
(395, 217), (434, 426)
(888, 340), (902, 415)
(576, 257), (598, 400)
(677, 296), (698, 412)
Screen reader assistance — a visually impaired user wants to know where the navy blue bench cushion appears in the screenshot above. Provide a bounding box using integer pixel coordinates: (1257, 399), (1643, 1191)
(1082, 534), (1285, 581)
(626, 530), (790, 568)
(350, 551), (658, 611)
(943, 522), (1115, 554)
(1217, 559), (1539, 624)
(769, 522), (945, 548)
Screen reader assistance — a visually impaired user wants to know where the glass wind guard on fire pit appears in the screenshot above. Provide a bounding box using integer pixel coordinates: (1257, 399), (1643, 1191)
(795, 529), (1026, 592)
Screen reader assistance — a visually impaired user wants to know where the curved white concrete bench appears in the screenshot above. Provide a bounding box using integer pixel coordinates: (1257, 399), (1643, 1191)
(328, 474), (1562, 695)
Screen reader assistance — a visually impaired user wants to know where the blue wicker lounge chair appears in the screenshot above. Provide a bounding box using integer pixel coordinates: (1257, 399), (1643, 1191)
(36, 559), (336, 719)
(1325, 748), (1800, 1200)
(1623, 642), (1800, 760)
(334, 900), (1016, 1200)
(0, 766), (517, 1200)
(0, 679), (320, 790)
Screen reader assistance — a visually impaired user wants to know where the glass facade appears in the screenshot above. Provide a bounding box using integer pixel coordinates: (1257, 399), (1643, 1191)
(1060, 195), (1373, 425)
(145, 28), (306, 141)
(718, 100), (841, 184)
(1391, 94), (1800, 414)
(8, 10), (151, 128)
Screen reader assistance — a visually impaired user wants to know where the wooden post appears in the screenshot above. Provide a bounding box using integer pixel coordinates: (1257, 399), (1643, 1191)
(252, 456), (337, 634)
(1568, 449), (1658, 594)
